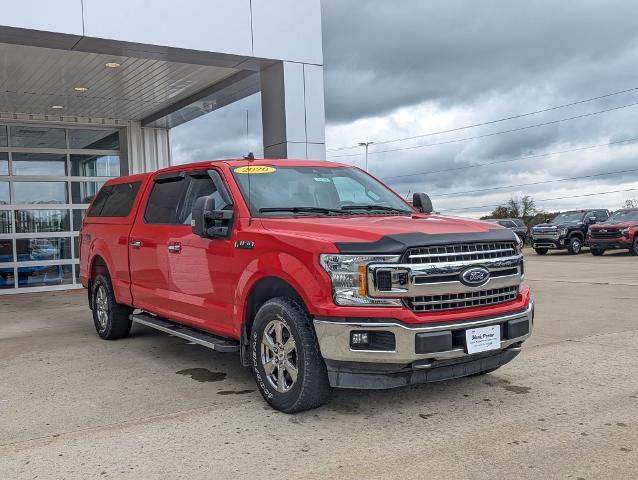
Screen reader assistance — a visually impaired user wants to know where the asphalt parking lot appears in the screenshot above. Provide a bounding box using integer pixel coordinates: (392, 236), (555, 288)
(1, 249), (637, 479)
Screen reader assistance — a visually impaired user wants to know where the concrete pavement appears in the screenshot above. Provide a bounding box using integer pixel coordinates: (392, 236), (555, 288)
(1, 250), (636, 479)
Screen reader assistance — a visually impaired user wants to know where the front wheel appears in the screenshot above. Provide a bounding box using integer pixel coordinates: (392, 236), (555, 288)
(534, 248), (548, 255)
(591, 248), (605, 256)
(91, 274), (133, 340)
(251, 297), (330, 413)
(567, 237), (583, 255)
(631, 237), (638, 256)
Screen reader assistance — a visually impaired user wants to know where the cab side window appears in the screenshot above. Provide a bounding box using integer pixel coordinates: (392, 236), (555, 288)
(144, 176), (186, 224)
(178, 173), (230, 225)
(594, 210), (609, 222)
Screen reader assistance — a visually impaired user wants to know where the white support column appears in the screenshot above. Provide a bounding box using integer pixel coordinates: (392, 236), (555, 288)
(260, 61), (326, 159)
(126, 121), (171, 173)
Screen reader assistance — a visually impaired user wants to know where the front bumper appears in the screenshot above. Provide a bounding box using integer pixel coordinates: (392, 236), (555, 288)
(531, 237), (567, 249)
(588, 238), (631, 249)
(313, 299), (534, 388)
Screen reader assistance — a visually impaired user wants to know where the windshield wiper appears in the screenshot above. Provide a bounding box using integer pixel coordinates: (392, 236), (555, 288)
(341, 204), (411, 213)
(259, 207), (346, 215)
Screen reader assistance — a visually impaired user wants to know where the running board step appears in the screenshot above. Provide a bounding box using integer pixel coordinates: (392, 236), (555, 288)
(131, 313), (240, 353)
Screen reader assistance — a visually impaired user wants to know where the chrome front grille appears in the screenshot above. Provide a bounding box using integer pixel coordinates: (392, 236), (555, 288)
(366, 240), (523, 313)
(406, 286), (519, 312)
(405, 242), (517, 264)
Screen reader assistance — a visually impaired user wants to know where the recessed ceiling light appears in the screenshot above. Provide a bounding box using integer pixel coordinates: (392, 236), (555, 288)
(74, 86), (89, 92)
(51, 105), (64, 109)
(105, 62), (121, 68)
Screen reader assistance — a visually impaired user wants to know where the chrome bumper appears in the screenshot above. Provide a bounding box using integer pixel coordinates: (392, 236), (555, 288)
(313, 299), (534, 365)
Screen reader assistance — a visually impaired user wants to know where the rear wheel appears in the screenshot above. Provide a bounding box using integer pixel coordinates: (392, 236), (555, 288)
(567, 237), (583, 255)
(251, 297), (330, 413)
(91, 273), (132, 340)
(591, 248), (605, 256)
(631, 237), (638, 256)
(534, 248), (548, 255)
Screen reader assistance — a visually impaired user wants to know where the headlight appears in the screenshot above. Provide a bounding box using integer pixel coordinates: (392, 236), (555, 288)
(516, 236), (524, 254)
(319, 254), (402, 306)
(558, 227), (568, 237)
(621, 228), (630, 236)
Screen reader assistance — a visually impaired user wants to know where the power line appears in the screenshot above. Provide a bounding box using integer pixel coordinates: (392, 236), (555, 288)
(326, 85), (638, 153)
(429, 168), (638, 198)
(328, 99), (638, 159)
(380, 136), (638, 181)
(439, 187), (638, 213)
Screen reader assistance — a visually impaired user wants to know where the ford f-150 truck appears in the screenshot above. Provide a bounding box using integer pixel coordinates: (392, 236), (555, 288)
(587, 208), (638, 256)
(79, 159), (533, 413)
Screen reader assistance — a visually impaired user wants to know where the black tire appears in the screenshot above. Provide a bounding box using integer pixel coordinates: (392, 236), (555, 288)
(91, 273), (132, 340)
(591, 248), (605, 256)
(251, 297), (330, 413)
(631, 237), (638, 256)
(567, 236), (583, 255)
(534, 248), (548, 255)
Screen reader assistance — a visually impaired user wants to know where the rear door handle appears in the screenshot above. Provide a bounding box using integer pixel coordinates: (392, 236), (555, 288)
(130, 240), (142, 249)
(168, 242), (182, 253)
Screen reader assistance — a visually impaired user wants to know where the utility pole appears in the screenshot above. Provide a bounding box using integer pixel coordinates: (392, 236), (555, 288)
(358, 142), (374, 171)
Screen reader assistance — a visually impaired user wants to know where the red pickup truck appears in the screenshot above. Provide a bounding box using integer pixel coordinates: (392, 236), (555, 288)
(79, 159), (533, 412)
(588, 208), (638, 255)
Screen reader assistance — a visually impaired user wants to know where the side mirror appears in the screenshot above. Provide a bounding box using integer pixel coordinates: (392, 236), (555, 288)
(192, 195), (234, 238)
(413, 193), (433, 214)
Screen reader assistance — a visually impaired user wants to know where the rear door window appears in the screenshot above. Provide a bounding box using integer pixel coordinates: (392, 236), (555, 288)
(144, 175), (186, 224)
(87, 182), (141, 217)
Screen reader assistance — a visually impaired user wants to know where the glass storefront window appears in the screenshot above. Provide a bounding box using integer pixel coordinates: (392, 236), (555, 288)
(0, 239), (13, 263)
(68, 129), (120, 150)
(0, 268), (15, 289)
(0, 152), (8, 175)
(72, 209), (86, 231)
(17, 264), (73, 288)
(70, 154), (120, 177)
(0, 182), (9, 205)
(0, 210), (11, 234)
(12, 153), (67, 176)
(16, 237), (71, 262)
(10, 126), (66, 149)
(0, 125), (7, 147)
(15, 210), (70, 233)
(14, 182), (68, 204)
(73, 236), (79, 259)
(71, 181), (104, 204)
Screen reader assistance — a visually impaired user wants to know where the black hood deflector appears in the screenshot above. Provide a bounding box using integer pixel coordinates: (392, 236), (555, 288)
(336, 229), (517, 255)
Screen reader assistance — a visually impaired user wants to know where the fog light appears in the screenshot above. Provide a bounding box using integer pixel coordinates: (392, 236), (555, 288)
(350, 331), (370, 347)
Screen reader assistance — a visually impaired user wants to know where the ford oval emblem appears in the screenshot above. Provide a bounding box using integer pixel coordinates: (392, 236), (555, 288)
(460, 267), (490, 286)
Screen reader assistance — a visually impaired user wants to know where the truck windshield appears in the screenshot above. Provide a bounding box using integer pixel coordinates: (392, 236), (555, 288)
(231, 165), (413, 216)
(550, 211), (585, 224)
(607, 210), (638, 223)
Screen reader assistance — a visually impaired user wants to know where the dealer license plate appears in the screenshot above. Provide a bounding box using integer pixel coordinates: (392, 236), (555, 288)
(465, 325), (501, 354)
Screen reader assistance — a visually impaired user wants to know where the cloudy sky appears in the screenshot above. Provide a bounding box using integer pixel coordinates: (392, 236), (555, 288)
(172, 0), (638, 217)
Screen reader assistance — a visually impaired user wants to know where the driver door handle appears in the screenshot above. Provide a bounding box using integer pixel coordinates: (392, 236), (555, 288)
(130, 240), (142, 249)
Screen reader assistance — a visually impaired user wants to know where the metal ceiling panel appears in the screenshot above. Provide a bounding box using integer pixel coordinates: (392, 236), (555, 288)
(0, 42), (239, 121)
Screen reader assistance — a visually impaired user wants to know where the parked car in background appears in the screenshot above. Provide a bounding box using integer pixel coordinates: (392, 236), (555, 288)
(588, 208), (638, 256)
(484, 218), (528, 242)
(530, 209), (610, 255)
(79, 159), (533, 413)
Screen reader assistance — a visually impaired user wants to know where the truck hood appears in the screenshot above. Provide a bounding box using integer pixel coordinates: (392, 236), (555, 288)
(259, 214), (516, 254)
(590, 222), (636, 229)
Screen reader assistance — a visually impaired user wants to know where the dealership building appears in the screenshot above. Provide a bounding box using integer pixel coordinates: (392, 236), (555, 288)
(0, 0), (326, 294)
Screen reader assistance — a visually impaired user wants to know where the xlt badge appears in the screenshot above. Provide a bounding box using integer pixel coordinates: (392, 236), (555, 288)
(235, 240), (255, 249)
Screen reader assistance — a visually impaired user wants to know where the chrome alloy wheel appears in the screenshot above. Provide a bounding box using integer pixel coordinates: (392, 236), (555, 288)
(95, 285), (109, 330)
(260, 319), (298, 393)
